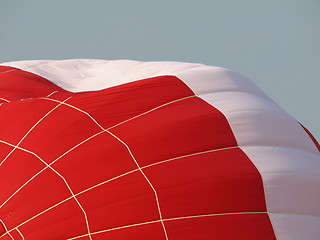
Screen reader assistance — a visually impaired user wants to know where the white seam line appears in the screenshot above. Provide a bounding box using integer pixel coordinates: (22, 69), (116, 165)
(0, 131), (105, 208)
(39, 95), (196, 132)
(0, 96), (72, 167)
(67, 220), (161, 240)
(39, 97), (105, 130)
(0, 219), (14, 240)
(141, 146), (238, 169)
(0, 69), (17, 74)
(48, 166), (93, 240)
(46, 90), (58, 97)
(106, 130), (169, 240)
(164, 212), (267, 221)
(4, 196), (74, 235)
(0, 142), (238, 237)
(16, 228), (24, 240)
(106, 95), (195, 130)
(0, 141), (47, 208)
(66, 211), (267, 240)
(0, 140), (93, 240)
(0, 98), (10, 103)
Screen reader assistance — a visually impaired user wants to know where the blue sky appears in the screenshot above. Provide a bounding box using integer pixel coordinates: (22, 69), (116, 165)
(1, 0), (319, 139)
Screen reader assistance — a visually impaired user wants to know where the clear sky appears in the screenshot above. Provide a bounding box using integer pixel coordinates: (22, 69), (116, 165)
(1, 0), (319, 140)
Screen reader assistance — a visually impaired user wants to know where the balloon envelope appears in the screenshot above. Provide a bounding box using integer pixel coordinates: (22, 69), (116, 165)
(0, 59), (319, 240)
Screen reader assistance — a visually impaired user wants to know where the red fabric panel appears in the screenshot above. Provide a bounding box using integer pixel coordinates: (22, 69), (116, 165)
(0, 168), (71, 229)
(0, 222), (5, 236)
(0, 66), (16, 73)
(20, 104), (102, 163)
(72, 237), (91, 240)
(19, 200), (89, 240)
(5, 229), (23, 240)
(0, 143), (13, 162)
(143, 148), (267, 219)
(0, 148), (44, 205)
(47, 91), (73, 101)
(0, 67), (65, 101)
(67, 75), (194, 129)
(0, 236), (11, 240)
(77, 172), (160, 233)
(0, 100), (58, 144)
(165, 213), (276, 240)
(91, 222), (166, 240)
(53, 132), (137, 193)
(110, 97), (237, 167)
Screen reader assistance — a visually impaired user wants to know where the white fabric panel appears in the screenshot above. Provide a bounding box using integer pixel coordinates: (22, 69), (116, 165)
(269, 213), (320, 240)
(198, 92), (318, 154)
(0, 59), (271, 100)
(176, 66), (270, 99)
(241, 146), (320, 216)
(1, 59), (204, 92)
(175, 65), (318, 154)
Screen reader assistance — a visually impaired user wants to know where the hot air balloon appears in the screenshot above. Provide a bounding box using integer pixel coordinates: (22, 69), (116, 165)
(0, 59), (319, 240)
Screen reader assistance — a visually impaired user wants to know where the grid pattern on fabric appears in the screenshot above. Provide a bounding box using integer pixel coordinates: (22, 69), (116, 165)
(0, 66), (276, 240)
